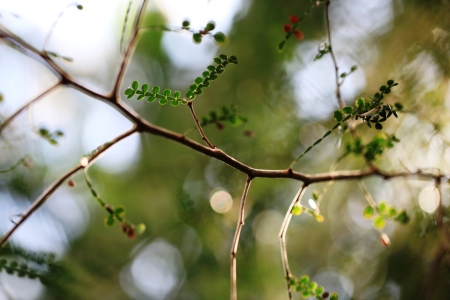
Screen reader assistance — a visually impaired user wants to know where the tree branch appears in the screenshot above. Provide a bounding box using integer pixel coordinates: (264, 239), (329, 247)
(0, 126), (138, 248)
(230, 176), (252, 300)
(279, 184), (307, 300)
(187, 101), (215, 149)
(0, 83), (60, 134)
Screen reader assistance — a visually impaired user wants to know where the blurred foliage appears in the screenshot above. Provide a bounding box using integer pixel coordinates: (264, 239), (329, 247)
(1, 0), (450, 299)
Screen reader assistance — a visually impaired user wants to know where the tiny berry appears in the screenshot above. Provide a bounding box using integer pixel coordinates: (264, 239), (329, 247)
(289, 15), (300, 23)
(68, 180), (75, 187)
(322, 291), (330, 298)
(283, 24), (292, 33)
(293, 30), (304, 40)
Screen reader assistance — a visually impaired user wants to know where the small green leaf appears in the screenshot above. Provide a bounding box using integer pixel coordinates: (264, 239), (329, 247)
(394, 102), (403, 111)
(330, 292), (339, 300)
(396, 210), (409, 224)
(213, 32), (226, 43)
(312, 190), (319, 201)
(292, 205), (303, 215)
(375, 123), (382, 130)
(77, 5), (83, 10)
(147, 96), (156, 102)
(194, 77), (203, 84)
(205, 21), (215, 31)
(104, 215), (115, 227)
(186, 90), (195, 99)
(333, 110), (344, 122)
(163, 89), (171, 97)
(214, 57), (222, 64)
(137, 94), (145, 100)
(363, 206), (374, 219)
(193, 33), (202, 43)
(182, 20), (190, 27)
(189, 84), (198, 91)
(207, 65), (215, 71)
(135, 223), (146, 235)
(300, 275), (310, 284)
(159, 98), (168, 105)
(342, 106), (353, 114)
(131, 81), (139, 90)
(171, 100), (180, 107)
(373, 215), (386, 230)
(340, 72), (347, 78)
(378, 202), (388, 213)
(351, 65), (357, 72)
(152, 86), (160, 94)
(173, 91), (181, 99)
(202, 71), (210, 77)
(141, 84), (149, 93)
(387, 79), (394, 85)
(115, 206), (126, 218)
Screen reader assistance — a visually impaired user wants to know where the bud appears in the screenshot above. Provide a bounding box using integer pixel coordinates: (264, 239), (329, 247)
(283, 24), (292, 33)
(289, 15), (300, 23)
(293, 30), (304, 40)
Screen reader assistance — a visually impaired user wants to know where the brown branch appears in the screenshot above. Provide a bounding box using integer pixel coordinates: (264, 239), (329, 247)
(279, 184), (307, 300)
(0, 126), (138, 248)
(187, 102), (215, 149)
(230, 176), (252, 300)
(113, 0), (149, 99)
(0, 83), (60, 134)
(325, 1), (344, 109)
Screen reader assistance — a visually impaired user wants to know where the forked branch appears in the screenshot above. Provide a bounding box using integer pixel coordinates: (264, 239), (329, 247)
(230, 176), (253, 300)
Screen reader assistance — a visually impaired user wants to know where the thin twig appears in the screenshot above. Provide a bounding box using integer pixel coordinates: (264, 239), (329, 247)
(279, 183), (307, 300)
(325, 1), (344, 109)
(188, 102), (215, 149)
(230, 176), (252, 300)
(0, 127), (138, 248)
(43, 2), (80, 51)
(0, 157), (25, 173)
(0, 83), (60, 134)
(359, 181), (377, 207)
(113, 0), (149, 99)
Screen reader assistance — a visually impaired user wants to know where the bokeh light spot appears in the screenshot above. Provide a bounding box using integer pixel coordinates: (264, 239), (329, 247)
(209, 188), (233, 213)
(418, 186), (440, 213)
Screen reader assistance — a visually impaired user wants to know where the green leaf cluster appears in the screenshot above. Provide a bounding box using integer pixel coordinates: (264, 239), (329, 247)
(354, 80), (401, 130)
(186, 54), (238, 100)
(363, 201), (409, 230)
(290, 274), (339, 299)
(291, 204), (324, 222)
(199, 105), (247, 130)
(340, 134), (400, 162)
(314, 44), (332, 61)
(0, 258), (39, 278)
(125, 82), (186, 107)
(38, 127), (64, 145)
(339, 65), (357, 78)
(181, 20), (226, 44)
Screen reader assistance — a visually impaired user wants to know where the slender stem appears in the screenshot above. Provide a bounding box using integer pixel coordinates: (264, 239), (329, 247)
(230, 176), (252, 300)
(325, 1), (344, 109)
(279, 183), (307, 300)
(0, 127), (138, 248)
(113, 0), (149, 99)
(43, 2), (80, 51)
(0, 157), (25, 173)
(0, 83), (60, 134)
(188, 101), (215, 149)
(359, 181), (377, 207)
